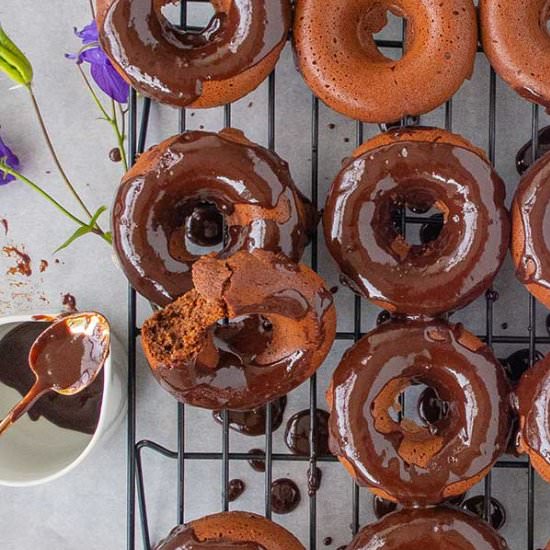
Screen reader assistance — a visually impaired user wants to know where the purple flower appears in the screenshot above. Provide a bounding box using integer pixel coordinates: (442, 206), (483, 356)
(66, 21), (129, 104)
(0, 135), (20, 185)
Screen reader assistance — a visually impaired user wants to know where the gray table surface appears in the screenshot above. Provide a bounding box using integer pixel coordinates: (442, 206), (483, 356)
(1, 2), (550, 549)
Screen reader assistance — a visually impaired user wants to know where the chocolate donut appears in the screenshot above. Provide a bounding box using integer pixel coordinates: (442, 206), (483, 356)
(511, 152), (550, 310)
(347, 506), (509, 549)
(293, 0), (477, 123)
(113, 129), (314, 306)
(154, 511), (304, 549)
(97, 0), (291, 108)
(141, 250), (336, 410)
(327, 318), (511, 506)
(480, 0), (550, 109)
(515, 353), (550, 483)
(323, 127), (510, 316)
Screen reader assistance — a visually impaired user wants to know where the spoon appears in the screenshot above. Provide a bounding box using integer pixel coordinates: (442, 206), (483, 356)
(0, 312), (110, 436)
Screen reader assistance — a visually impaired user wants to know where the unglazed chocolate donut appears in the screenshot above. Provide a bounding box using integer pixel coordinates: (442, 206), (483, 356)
(154, 511), (304, 549)
(327, 318), (511, 506)
(323, 127), (510, 316)
(347, 506), (509, 549)
(511, 152), (550, 310)
(141, 250), (336, 410)
(97, 0), (291, 108)
(113, 129), (314, 306)
(480, 0), (550, 109)
(293, 0), (477, 123)
(516, 354), (550, 483)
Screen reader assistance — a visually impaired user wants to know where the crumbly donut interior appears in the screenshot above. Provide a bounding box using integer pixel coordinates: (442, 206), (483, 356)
(142, 290), (226, 364)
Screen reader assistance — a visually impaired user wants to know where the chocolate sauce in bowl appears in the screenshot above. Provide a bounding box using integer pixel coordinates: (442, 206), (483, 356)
(0, 322), (103, 434)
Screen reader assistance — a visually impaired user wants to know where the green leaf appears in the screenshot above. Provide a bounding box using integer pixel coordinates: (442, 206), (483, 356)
(0, 25), (33, 85)
(54, 225), (94, 253)
(89, 205), (107, 227)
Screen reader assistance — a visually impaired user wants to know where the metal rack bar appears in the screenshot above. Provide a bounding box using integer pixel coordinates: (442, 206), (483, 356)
(125, 4), (543, 549)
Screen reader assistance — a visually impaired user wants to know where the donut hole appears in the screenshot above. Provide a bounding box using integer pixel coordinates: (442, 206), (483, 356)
(380, 189), (447, 255)
(160, 0), (216, 29)
(372, 377), (452, 468)
(358, 4), (407, 62)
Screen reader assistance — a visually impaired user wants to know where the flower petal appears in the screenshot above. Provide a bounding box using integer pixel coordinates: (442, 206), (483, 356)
(0, 134), (20, 185)
(75, 21), (98, 45)
(90, 58), (129, 103)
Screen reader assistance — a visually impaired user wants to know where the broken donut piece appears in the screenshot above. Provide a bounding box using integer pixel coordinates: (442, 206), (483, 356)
(141, 250), (336, 410)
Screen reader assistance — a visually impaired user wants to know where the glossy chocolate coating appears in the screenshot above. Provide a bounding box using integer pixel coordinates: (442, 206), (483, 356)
(247, 449), (265, 472)
(0, 322), (103, 435)
(144, 250), (336, 410)
(213, 396), (287, 436)
(113, 130), (314, 306)
(500, 349), (543, 385)
(512, 152), (550, 308)
(271, 478), (301, 514)
(516, 126), (550, 175)
(100, 1), (291, 107)
(373, 492), (467, 520)
(515, 354), (550, 482)
(328, 318), (511, 506)
(347, 506), (509, 549)
(154, 526), (263, 550)
(228, 479), (245, 502)
(323, 131), (509, 316)
(284, 409), (330, 456)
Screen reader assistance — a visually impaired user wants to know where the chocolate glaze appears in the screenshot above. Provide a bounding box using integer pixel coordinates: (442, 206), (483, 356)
(462, 495), (506, 531)
(0, 322), (103, 434)
(348, 506), (509, 549)
(271, 478), (300, 514)
(328, 318), (511, 506)
(144, 250), (336, 410)
(516, 126), (550, 175)
(373, 493), (467, 519)
(3, 246), (32, 277)
(247, 449), (265, 472)
(213, 396), (286, 436)
(512, 152), (550, 304)
(113, 130), (314, 306)
(323, 130), (510, 316)
(154, 526), (264, 550)
(307, 465), (322, 496)
(515, 353), (550, 482)
(109, 147), (122, 163)
(100, 1), (291, 107)
(62, 293), (77, 312)
(284, 409), (330, 456)
(228, 479), (245, 502)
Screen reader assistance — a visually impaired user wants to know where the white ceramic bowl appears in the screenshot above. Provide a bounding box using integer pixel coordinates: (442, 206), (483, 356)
(0, 313), (126, 486)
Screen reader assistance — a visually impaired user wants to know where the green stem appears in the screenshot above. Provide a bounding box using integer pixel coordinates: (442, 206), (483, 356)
(27, 85), (95, 220)
(111, 99), (128, 170)
(77, 64), (111, 121)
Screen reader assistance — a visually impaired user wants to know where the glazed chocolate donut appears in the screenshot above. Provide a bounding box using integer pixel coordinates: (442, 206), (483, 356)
(97, 0), (291, 108)
(480, 0), (550, 109)
(293, 0), (477, 123)
(511, 152), (550, 310)
(154, 511), (304, 549)
(515, 353), (550, 483)
(113, 129), (314, 306)
(327, 318), (511, 506)
(141, 250), (336, 410)
(323, 127), (510, 316)
(347, 506), (509, 549)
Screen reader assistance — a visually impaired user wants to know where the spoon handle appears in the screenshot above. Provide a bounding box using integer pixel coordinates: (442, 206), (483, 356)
(0, 382), (49, 436)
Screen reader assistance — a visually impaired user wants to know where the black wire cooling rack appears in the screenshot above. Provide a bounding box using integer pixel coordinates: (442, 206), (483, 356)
(125, 3), (546, 549)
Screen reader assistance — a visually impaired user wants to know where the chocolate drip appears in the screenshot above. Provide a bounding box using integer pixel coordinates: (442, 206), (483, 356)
(0, 323), (103, 434)
(284, 409), (330, 456)
(247, 449), (266, 472)
(213, 396), (287, 436)
(228, 479), (245, 502)
(155, 526), (264, 550)
(271, 478), (301, 514)
(100, 1), (290, 107)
